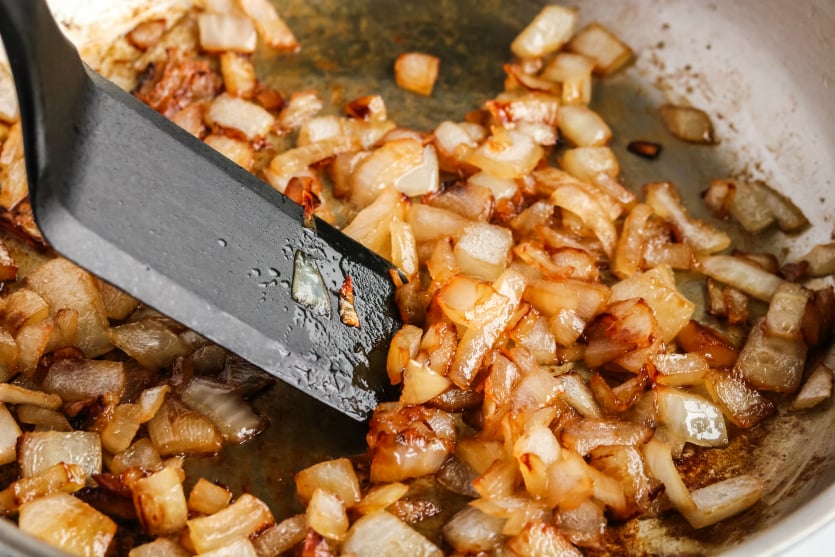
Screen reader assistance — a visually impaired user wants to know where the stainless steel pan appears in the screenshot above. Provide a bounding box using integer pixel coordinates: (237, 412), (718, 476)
(0, 0), (833, 554)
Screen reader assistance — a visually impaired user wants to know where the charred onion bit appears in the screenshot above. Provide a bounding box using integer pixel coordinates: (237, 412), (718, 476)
(338, 275), (361, 328)
(627, 140), (663, 160)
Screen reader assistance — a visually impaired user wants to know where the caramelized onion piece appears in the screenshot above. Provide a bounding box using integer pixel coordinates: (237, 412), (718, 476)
(19, 492), (116, 557)
(659, 105), (716, 144)
(394, 53), (440, 96)
(367, 404), (457, 483)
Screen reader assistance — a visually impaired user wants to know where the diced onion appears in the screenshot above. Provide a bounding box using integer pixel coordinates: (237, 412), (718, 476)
(735, 318), (806, 393)
(187, 493), (275, 553)
(558, 105), (611, 147)
(18, 431), (102, 479)
(468, 129), (544, 180)
(132, 465), (189, 536)
(645, 182), (729, 253)
(178, 378), (267, 444)
(0, 403), (21, 465)
(147, 399), (222, 457)
(394, 52), (440, 96)
(42, 358), (125, 402)
(567, 23), (633, 75)
(206, 93), (275, 140)
(295, 457), (361, 506)
(686, 475), (763, 529)
(659, 105), (716, 144)
(704, 369), (775, 428)
(109, 319), (190, 370)
(19, 492), (116, 557)
(443, 506), (506, 553)
(342, 511), (443, 557)
(197, 13), (257, 53)
(238, 0), (299, 51)
(252, 514), (307, 557)
(655, 385), (728, 448)
(511, 5), (578, 59)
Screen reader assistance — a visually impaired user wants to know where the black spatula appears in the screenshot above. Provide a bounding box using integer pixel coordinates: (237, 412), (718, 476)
(0, 0), (401, 421)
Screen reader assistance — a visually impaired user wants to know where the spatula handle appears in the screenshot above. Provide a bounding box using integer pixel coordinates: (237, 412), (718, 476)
(0, 0), (88, 196)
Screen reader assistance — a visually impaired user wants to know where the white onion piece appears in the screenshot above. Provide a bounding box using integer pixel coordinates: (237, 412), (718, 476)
(42, 358), (125, 402)
(394, 145), (440, 197)
(188, 494), (275, 553)
(394, 52), (440, 96)
(277, 91), (323, 131)
(561, 419), (653, 457)
(790, 362), (833, 411)
(796, 242), (835, 277)
(206, 93), (274, 140)
(655, 385), (728, 448)
(197, 13), (257, 53)
(204, 134), (254, 170)
(307, 488), (349, 541)
(197, 537), (258, 557)
(659, 105), (716, 144)
(541, 53), (593, 105)
(178, 378), (267, 444)
(0, 123), (28, 211)
(291, 250), (331, 317)
(19, 492), (116, 557)
(132, 465), (189, 536)
(454, 223), (514, 282)
(238, 0), (299, 51)
(653, 352), (709, 387)
(443, 506), (506, 553)
(407, 203), (469, 243)
(18, 431), (101, 478)
(294, 457), (361, 506)
(764, 282), (810, 340)
(344, 187), (405, 255)
(129, 538), (190, 557)
(644, 182), (729, 253)
(252, 514), (307, 557)
(110, 438), (162, 474)
(297, 115), (343, 146)
(189, 478), (232, 515)
(642, 438), (696, 515)
(511, 5), (578, 59)
(0, 403), (21, 465)
(0, 64), (19, 123)
(550, 183), (617, 257)
(468, 129), (544, 180)
(609, 265), (695, 343)
(401, 359), (451, 405)
(342, 511), (443, 557)
(567, 23), (633, 75)
(468, 171), (518, 202)
(434, 121), (479, 161)
(558, 105), (612, 147)
(0, 382), (62, 410)
(686, 475), (763, 529)
(109, 319), (190, 371)
(696, 255), (784, 302)
(555, 373), (603, 418)
(148, 399), (223, 457)
(351, 138), (424, 207)
(507, 520), (582, 557)
(735, 318), (806, 392)
(26, 258), (112, 357)
(270, 136), (359, 178)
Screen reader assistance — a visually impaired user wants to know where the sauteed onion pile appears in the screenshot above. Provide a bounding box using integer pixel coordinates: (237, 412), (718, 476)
(0, 1), (834, 555)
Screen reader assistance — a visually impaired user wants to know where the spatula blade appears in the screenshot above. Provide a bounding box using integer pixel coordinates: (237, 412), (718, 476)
(35, 70), (401, 421)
